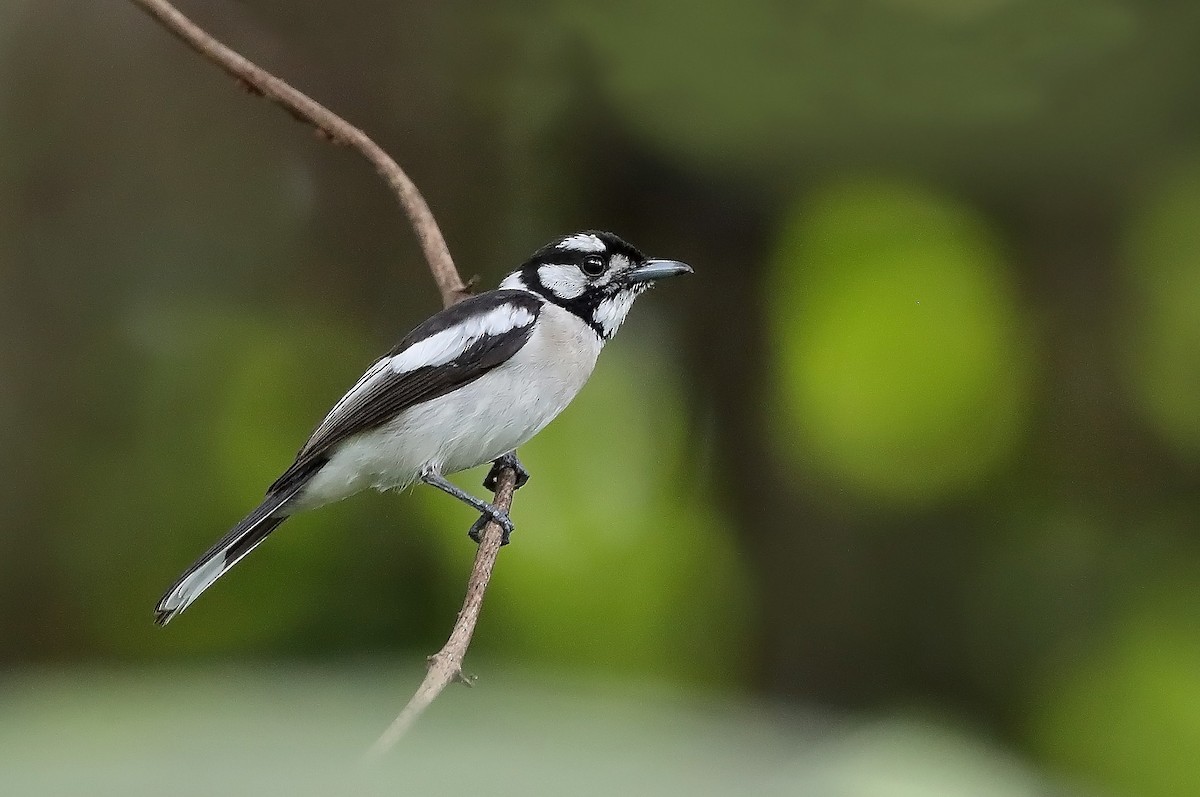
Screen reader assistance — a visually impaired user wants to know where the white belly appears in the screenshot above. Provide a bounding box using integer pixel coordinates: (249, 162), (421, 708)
(292, 303), (601, 510)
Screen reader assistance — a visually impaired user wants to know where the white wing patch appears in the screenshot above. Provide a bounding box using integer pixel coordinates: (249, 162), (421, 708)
(305, 302), (536, 449)
(390, 303), (535, 373)
(557, 233), (606, 253)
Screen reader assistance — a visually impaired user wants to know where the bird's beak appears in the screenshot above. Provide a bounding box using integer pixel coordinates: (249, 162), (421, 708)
(624, 259), (694, 284)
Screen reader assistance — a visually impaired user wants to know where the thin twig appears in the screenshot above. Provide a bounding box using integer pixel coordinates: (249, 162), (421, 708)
(130, 0), (470, 307)
(365, 468), (516, 759)
(130, 0), (515, 754)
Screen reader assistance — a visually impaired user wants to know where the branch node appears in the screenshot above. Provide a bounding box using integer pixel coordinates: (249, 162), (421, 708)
(313, 127), (344, 146)
(235, 76), (263, 97)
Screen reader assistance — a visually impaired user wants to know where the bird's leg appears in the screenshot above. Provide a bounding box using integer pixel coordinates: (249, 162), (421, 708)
(420, 469), (515, 545)
(483, 451), (529, 492)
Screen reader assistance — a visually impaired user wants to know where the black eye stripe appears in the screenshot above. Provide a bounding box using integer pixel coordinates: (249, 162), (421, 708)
(516, 231), (650, 339)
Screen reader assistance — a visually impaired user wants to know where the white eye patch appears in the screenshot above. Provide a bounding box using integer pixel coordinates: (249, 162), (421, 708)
(537, 264), (588, 299)
(557, 233), (606, 253)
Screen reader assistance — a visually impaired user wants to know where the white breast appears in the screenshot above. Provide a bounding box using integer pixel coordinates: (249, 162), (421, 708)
(294, 302), (602, 509)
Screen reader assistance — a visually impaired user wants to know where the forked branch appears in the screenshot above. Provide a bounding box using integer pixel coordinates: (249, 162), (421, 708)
(130, 0), (514, 757)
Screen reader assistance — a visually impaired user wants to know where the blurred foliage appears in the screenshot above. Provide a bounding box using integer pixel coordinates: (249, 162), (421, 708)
(559, 0), (1181, 183)
(1121, 156), (1200, 459)
(0, 664), (1057, 797)
(790, 715), (1044, 797)
(1031, 572), (1200, 797)
(57, 304), (396, 654)
(422, 341), (754, 685)
(2, 0), (1200, 795)
(769, 178), (1030, 503)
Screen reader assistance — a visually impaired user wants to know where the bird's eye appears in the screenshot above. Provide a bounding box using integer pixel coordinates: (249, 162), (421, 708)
(581, 255), (606, 277)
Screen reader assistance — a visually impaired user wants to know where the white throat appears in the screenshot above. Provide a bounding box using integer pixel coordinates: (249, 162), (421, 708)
(593, 290), (638, 339)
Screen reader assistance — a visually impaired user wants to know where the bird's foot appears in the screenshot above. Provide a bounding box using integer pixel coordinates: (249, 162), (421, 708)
(483, 452), (529, 492)
(468, 504), (515, 546)
(420, 468), (516, 545)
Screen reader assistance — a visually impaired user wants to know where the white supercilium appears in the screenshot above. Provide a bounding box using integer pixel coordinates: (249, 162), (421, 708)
(556, 233), (606, 253)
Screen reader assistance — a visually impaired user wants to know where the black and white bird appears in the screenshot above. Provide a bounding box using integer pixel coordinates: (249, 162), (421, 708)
(154, 231), (692, 625)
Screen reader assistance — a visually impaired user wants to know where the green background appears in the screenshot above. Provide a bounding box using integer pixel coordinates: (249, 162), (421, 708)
(3, 1), (1200, 794)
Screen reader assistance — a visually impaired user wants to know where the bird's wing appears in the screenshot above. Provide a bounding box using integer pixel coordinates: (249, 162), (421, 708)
(268, 290), (542, 494)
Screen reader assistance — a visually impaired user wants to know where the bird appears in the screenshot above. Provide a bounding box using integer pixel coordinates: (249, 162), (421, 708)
(154, 230), (692, 625)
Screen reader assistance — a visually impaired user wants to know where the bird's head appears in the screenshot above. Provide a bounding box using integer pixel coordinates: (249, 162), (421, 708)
(500, 231), (693, 339)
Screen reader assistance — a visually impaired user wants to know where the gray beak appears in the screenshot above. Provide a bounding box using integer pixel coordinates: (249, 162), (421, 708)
(624, 259), (694, 284)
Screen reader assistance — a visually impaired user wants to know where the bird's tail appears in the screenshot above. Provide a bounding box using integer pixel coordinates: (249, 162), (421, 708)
(154, 487), (298, 626)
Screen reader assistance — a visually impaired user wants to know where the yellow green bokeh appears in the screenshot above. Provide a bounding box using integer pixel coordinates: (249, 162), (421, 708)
(1121, 157), (1200, 458)
(420, 341), (755, 686)
(59, 305), (381, 655)
(769, 179), (1031, 503)
(1030, 576), (1200, 797)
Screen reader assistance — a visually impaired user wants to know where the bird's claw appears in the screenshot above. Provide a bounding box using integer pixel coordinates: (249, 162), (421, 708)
(468, 504), (515, 546)
(483, 452), (529, 492)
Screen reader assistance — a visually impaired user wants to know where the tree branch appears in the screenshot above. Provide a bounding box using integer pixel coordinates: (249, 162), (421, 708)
(130, 0), (470, 307)
(130, 0), (514, 754)
(365, 468), (517, 759)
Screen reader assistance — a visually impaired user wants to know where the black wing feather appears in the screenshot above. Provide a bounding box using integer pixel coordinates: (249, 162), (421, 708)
(269, 291), (541, 494)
